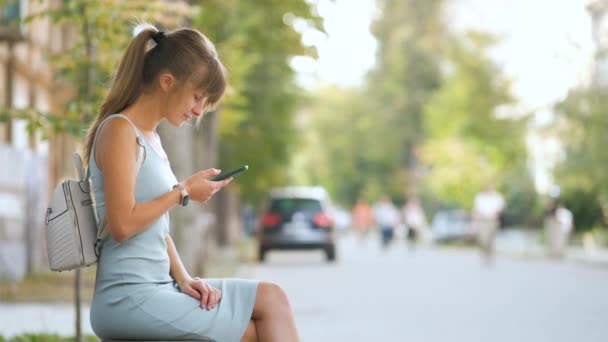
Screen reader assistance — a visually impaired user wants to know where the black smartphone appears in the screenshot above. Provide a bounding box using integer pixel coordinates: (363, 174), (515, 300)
(210, 165), (249, 181)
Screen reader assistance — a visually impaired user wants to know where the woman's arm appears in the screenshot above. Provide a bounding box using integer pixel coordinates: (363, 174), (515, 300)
(166, 235), (221, 310)
(96, 119), (181, 242)
(96, 118), (232, 242)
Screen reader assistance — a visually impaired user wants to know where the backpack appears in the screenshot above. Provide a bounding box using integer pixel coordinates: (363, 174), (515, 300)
(45, 114), (146, 271)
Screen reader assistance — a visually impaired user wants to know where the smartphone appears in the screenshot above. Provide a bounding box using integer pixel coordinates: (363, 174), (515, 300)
(210, 165), (249, 181)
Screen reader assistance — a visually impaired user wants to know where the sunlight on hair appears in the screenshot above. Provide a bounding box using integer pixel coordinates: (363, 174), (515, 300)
(132, 23), (148, 37)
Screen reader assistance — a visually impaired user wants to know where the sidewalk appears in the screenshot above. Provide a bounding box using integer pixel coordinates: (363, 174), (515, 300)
(495, 229), (608, 266)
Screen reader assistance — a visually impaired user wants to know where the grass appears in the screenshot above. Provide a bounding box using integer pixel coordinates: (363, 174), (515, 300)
(0, 333), (99, 342)
(0, 268), (96, 303)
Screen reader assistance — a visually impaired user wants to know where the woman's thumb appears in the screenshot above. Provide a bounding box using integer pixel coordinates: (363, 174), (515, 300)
(202, 168), (221, 179)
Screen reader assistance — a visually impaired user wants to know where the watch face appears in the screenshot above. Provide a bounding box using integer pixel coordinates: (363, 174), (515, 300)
(183, 196), (189, 206)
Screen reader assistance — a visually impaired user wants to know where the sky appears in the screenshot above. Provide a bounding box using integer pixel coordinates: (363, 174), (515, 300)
(292, 0), (378, 89)
(296, 0), (596, 111)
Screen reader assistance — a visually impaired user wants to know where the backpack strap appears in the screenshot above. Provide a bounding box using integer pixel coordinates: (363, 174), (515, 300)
(87, 113), (146, 179)
(83, 114), (147, 256)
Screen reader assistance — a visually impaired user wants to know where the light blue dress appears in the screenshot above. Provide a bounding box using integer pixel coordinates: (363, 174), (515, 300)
(89, 115), (258, 342)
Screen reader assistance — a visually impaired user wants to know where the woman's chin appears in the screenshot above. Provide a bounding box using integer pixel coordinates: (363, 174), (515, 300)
(167, 118), (184, 127)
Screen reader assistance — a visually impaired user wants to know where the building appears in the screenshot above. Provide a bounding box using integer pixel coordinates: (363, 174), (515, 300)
(587, 0), (608, 88)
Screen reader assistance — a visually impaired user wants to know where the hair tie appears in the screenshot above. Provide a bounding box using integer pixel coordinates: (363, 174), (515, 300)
(152, 31), (166, 44)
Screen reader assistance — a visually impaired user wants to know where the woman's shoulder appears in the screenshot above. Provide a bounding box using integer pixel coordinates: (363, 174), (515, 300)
(97, 116), (139, 144)
(95, 116), (140, 164)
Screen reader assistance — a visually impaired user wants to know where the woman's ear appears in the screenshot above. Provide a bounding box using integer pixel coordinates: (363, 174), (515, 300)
(159, 73), (176, 93)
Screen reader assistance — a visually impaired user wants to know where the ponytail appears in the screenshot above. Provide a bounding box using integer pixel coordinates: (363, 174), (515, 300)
(83, 24), (158, 166)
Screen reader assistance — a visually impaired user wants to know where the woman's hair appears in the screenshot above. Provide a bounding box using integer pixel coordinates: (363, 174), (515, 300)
(83, 23), (227, 166)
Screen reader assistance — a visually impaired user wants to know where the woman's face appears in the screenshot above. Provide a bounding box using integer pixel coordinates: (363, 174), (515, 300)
(164, 80), (206, 127)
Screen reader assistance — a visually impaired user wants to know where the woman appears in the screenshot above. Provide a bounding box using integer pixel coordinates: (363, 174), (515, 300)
(87, 23), (299, 342)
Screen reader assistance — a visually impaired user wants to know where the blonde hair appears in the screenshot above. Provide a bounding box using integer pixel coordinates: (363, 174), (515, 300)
(83, 23), (227, 166)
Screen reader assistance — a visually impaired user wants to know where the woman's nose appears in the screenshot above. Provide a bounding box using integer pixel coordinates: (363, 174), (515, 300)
(192, 104), (203, 117)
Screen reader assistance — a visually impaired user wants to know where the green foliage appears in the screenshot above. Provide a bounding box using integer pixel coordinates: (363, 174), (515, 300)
(421, 32), (527, 209)
(554, 86), (608, 222)
(301, 1), (530, 214)
(2, 0), (189, 137)
(560, 188), (604, 232)
(302, 86), (384, 205)
(365, 0), (445, 195)
(193, 0), (323, 205)
(0, 334), (98, 342)
(501, 169), (542, 226)
(553, 85), (608, 230)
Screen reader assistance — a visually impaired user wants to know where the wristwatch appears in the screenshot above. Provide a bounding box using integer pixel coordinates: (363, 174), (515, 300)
(173, 183), (189, 206)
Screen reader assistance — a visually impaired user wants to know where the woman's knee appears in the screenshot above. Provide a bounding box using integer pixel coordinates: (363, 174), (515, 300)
(254, 282), (292, 316)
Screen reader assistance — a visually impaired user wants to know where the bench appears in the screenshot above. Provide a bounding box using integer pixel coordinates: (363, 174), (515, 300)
(101, 339), (213, 342)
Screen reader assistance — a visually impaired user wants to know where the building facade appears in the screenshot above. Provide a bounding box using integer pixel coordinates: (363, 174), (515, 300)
(588, 0), (608, 88)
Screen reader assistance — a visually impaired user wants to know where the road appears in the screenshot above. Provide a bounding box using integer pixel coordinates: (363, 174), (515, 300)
(239, 234), (608, 342)
(1, 233), (607, 341)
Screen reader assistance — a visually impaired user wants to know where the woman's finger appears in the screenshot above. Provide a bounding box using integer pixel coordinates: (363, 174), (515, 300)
(208, 288), (219, 309)
(199, 283), (210, 309)
(183, 285), (201, 300)
(205, 286), (216, 310)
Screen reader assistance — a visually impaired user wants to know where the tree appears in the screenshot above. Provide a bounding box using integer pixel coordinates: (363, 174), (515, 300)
(420, 32), (527, 210)
(365, 0), (445, 198)
(302, 85), (388, 205)
(193, 0), (324, 205)
(303, 8), (533, 222)
(553, 86), (608, 230)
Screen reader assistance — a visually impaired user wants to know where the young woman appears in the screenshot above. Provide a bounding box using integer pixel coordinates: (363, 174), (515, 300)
(87, 23), (299, 342)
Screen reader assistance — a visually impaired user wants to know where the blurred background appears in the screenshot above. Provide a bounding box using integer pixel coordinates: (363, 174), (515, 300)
(1, 0), (607, 341)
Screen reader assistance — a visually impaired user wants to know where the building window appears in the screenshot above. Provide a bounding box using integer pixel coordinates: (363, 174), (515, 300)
(0, 1), (20, 28)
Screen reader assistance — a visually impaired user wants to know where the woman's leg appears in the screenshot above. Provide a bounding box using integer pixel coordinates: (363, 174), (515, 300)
(251, 282), (299, 342)
(241, 320), (259, 342)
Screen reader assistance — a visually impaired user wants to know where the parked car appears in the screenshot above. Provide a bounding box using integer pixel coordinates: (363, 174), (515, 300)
(256, 186), (336, 262)
(431, 209), (476, 243)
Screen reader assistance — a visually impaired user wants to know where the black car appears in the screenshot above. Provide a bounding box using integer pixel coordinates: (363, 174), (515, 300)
(256, 186), (336, 262)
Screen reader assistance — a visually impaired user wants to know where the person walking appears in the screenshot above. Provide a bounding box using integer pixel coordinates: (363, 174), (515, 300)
(373, 195), (400, 249)
(471, 186), (505, 265)
(351, 197), (374, 242)
(402, 197), (429, 251)
(87, 24), (299, 342)
(544, 198), (574, 258)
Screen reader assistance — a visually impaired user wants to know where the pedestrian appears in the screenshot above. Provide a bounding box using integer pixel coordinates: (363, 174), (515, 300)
(402, 196), (429, 251)
(373, 195), (400, 248)
(86, 24), (298, 342)
(471, 185), (505, 265)
(351, 197), (374, 241)
(544, 198), (573, 258)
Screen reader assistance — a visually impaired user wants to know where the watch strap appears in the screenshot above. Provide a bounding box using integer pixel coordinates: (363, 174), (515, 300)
(173, 183), (189, 206)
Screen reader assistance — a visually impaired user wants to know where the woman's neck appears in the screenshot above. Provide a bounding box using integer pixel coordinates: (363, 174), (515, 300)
(122, 94), (165, 133)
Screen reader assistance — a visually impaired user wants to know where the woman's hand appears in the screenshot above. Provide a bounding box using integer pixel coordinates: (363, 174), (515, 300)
(182, 168), (232, 203)
(178, 277), (222, 310)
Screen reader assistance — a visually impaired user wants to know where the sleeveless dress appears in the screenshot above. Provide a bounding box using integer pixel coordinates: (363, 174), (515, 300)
(89, 114), (258, 342)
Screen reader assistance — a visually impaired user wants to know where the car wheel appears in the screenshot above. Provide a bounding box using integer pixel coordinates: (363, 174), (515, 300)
(258, 247), (267, 262)
(325, 245), (336, 262)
